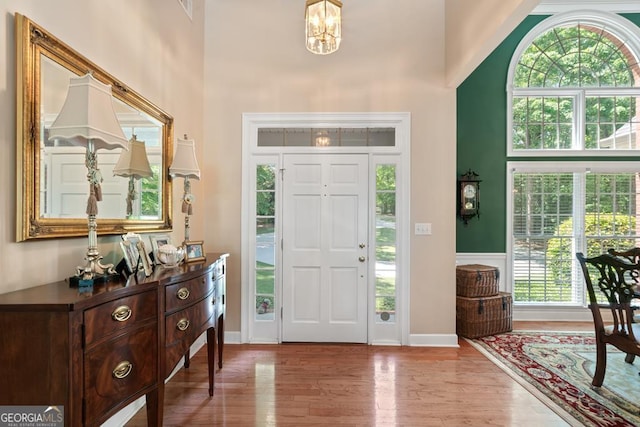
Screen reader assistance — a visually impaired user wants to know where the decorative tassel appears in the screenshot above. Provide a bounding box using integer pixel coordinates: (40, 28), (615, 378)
(86, 186), (98, 216)
(126, 195), (133, 217)
(94, 183), (103, 201)
(187, 204), (193, 215)
(182, 199), (189, 214)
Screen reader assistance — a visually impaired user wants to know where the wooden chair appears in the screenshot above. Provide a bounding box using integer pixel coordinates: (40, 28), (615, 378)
(608, 247), (640, 260)
(607, 247), (640, 313)
(576, 252), (640, 387)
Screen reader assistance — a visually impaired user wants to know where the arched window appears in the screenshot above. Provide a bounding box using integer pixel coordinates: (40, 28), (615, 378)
(506, 12), (640, 308)
(508, 11), (640, 153)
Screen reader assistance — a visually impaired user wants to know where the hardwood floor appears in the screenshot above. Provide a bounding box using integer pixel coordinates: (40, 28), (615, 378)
(126, 322), (593, 426)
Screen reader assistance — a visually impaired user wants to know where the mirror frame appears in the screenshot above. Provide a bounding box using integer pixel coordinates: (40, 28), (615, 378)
(15, 14), (173, 241)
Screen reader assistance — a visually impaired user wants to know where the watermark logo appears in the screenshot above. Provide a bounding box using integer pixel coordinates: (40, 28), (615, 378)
(0, 406), (64, 427)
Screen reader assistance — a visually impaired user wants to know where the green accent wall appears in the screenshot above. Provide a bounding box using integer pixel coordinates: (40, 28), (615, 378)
(456, 13), (640, 253)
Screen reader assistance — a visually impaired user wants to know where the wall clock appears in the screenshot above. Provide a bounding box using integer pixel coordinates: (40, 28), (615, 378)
(458, 170), (480, 225)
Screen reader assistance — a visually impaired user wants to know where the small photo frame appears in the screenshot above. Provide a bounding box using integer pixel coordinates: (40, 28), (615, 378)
(137, 240), (153, 277)
(120, 232), (143, 274)
(184, 240), (205, 263)
(150, 234), (172, 265)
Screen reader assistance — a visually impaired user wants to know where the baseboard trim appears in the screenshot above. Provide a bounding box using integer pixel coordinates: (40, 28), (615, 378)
(408, 333), (460, 347)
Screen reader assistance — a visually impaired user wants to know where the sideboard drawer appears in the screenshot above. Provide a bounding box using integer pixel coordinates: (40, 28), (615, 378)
(165, 274), (214, 313)
(84, 290), (157, 347)
(164, 292), (215, 376)
(213, 260), (225, 280)
(84, 324), (158, 425)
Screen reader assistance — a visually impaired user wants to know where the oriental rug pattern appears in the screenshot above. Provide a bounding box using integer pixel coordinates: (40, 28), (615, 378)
(468, 331), (640, 427)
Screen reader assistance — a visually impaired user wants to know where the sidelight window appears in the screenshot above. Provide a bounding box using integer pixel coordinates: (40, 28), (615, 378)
(375, 164), (397, 322)
(255, 164), (277, 320)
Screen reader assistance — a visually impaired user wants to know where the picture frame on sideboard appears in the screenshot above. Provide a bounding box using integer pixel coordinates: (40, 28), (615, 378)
(184, 240), (205, 263)
(149, 234), (172, 265)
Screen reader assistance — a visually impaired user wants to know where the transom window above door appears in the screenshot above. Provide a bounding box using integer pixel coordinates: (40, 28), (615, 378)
(257, 128), (396, 147)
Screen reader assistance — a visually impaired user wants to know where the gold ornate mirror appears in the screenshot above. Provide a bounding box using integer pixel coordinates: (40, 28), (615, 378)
(15, 14), (173, 241)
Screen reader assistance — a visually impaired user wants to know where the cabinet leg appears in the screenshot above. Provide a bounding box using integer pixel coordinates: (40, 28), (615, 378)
(207, 327), (216, 396)
(217, 314), (224, 369)
(146, 385), (163, 427)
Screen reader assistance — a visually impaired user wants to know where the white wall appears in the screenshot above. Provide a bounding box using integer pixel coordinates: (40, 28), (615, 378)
(202, 0), (458, 337)
(0, 0), (540, 339)
(0, 1), (204, 292)
(445, 0), (540, 87)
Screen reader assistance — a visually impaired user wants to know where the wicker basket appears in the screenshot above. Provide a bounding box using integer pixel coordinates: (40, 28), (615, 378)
(456, 264), (499, 297)
(456, 292), (512, 339)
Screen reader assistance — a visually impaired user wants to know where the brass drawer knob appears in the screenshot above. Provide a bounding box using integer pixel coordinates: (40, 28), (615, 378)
(177, 318), (190, 331)
(111, 305), (132, 322)
(112, 361), (133, 379)
(177, 287), (190, 300)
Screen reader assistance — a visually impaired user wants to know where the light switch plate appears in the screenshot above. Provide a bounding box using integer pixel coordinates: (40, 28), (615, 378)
(415, 223), (431, 235)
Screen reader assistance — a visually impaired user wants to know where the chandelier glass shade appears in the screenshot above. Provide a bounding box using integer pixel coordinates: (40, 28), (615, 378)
(305, 0), (342, 55)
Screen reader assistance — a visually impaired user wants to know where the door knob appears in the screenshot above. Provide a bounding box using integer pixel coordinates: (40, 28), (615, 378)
(359, 256), (366, 262)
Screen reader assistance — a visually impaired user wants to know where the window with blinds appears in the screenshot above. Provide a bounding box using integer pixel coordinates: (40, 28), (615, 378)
(511, 169), (640, 305)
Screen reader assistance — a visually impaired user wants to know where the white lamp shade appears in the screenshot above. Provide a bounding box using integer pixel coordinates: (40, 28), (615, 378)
(113, 137), (153, 179)
(48, 73), (128, 150)
(170, 137), (200, 179)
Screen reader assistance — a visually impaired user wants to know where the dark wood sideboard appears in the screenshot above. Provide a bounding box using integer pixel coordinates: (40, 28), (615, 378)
(0, 252), (228, 426)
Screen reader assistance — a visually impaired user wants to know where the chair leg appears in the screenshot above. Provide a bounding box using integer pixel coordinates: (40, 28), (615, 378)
(625, 353), (635, 364)
(592, 342), (607, 387)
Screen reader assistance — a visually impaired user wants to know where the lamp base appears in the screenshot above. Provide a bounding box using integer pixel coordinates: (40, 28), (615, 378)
(70, 253), (118, 287)
(68, 272), (120, 288)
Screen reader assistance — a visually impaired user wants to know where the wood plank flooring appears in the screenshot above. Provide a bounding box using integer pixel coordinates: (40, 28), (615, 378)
(126, 322), (592, 426)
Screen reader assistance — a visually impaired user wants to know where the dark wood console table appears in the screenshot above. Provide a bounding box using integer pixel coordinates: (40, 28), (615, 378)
(0, 252), (228, 426)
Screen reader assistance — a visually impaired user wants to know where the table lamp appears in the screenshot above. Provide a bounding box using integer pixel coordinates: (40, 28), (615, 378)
(48, 73), (129, 285)
(169, 135), (200, 244)
(113, 135), (153, 217)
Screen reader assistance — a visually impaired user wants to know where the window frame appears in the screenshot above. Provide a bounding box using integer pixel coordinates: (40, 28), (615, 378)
(506, 10), (640, 311)
(240, 113), (411, 345)
(507, 10), (640, 157)
(507, 160), (640, 308)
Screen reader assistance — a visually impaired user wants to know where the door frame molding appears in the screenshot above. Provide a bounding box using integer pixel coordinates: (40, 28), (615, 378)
(241, 112), (411, 344)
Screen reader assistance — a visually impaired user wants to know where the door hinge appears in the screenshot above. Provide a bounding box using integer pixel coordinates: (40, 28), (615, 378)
(281, 238), (283, 250)
(281, 307), (283, 319)
(279, 168), (285, 181)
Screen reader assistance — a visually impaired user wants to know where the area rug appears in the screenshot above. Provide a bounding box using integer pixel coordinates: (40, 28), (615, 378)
(467, 331), (640, 427)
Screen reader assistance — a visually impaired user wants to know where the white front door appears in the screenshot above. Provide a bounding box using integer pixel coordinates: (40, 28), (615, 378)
(282, 154), (369, 343)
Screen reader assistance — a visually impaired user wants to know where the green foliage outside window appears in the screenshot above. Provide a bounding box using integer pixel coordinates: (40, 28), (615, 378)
(257, 165), (276, 217)
(141, 165), (160, 217)
(545, 213), (636, 291)
(376, 165), (396, 215)
(512, 25), (636, 150)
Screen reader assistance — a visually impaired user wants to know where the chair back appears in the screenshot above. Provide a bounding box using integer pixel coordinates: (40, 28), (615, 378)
(576, 252), (638, 342)
(608, 247), (640, 267)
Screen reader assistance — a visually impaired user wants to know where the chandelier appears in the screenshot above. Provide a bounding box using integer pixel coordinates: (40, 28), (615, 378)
(314, 130), (331, 146)
(305, 0), (342, 55)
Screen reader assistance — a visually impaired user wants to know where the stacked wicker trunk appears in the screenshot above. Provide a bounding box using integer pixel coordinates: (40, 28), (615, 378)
(456, 264), (512, 339)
